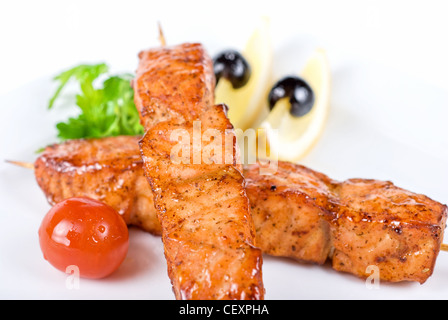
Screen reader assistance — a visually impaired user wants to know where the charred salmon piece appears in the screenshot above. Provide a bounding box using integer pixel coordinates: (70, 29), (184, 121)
(133, 43), (264, 300)
(331, 179), (447, 283)
(33, 136), (162, 235)
(244, 161), (336, 265)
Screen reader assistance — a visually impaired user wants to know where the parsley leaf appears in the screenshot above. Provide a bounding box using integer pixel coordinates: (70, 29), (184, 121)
(48, 63), (144, 141)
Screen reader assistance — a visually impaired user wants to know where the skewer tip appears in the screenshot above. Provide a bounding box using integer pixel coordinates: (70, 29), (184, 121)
(5, 160), (34, 169)
(158, 21), (166, 47)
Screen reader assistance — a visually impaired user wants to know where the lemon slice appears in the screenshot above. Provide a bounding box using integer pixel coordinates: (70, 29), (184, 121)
(258, 48), (331, 162)
(215, 16), (273, 131)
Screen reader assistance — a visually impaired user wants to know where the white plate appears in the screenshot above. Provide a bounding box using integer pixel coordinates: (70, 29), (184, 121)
(1, 4), (448, 300)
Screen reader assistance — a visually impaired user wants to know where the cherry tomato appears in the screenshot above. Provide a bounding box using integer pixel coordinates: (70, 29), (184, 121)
(38, 197), (129, 279)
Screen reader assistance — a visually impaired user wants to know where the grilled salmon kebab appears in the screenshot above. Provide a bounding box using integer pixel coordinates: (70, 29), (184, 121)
(131, 43), (264, 299)
(247, 162), (447, 283)
(34, 136), (447, 284)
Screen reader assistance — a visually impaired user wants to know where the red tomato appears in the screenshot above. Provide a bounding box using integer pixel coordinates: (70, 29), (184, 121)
(38, 197), (129, 279)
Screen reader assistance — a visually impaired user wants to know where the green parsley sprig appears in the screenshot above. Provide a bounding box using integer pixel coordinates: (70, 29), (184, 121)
(48, 63), (144, 140)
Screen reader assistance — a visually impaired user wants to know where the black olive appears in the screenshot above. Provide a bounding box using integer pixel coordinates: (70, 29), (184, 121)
(268, 76), (314, 117)
(213, 50), (251, 89)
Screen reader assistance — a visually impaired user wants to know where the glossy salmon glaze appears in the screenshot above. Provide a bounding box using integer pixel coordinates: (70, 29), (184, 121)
(34, 136), (162, 235)
(332, 178), (447, 283)
(245, 161), (335, 265)
(247, 162), (447, 283)
(133, 43), (264, 299)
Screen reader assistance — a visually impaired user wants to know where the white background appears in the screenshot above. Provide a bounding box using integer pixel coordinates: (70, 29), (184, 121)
(1, 0), (448, 300)
(1, 0), (448, 95)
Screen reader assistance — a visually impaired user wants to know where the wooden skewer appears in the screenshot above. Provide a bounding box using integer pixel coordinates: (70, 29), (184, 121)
(158, 21), (166, 47)
(5, 159), (34, 169)
(6, 159), (448, 253)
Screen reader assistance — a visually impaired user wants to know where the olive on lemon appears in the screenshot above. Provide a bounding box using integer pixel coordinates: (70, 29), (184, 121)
(213, 50), (251, 89)
(214, 17), (272, 131)
(268, 76), (315, 117)
(258, 49), (331, 162)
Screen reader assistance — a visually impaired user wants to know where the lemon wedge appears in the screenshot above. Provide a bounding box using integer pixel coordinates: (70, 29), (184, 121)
(215, 16), (273, 131)
(258, 48), (331, 162)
